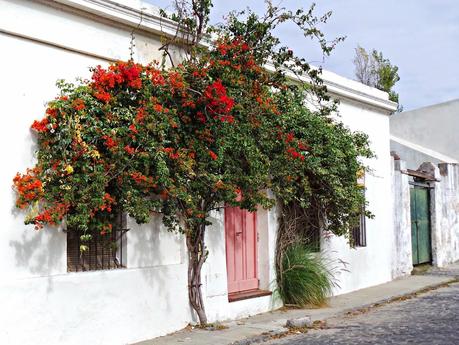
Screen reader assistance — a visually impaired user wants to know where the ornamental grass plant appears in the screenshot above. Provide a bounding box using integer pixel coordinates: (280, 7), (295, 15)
(278, 244), (334, 307)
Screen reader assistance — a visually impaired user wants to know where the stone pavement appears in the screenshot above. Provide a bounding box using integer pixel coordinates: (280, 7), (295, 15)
(133, 262), (459, 345)
(424, 261), (459, 277)
(265, 281), (459, 345)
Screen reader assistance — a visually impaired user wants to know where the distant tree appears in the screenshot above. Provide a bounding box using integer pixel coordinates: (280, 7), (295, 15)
(353, 46), (376, 87)
(353, 45), (401, 110)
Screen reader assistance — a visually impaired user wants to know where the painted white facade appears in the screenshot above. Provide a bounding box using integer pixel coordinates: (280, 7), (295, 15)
(0, 1), (399, 344)
(321, 98), (397, 294)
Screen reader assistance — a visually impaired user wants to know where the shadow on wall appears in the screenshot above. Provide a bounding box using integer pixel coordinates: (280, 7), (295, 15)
(203, 209), (226, 297)
(9, 191), (65, 293)
(8, 131), (67, 281)
(128, 214), (184, 269)
(128, 214), (194, 320)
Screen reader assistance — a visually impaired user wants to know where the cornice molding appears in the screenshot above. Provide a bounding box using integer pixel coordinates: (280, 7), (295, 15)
(41, 0), (397, 113)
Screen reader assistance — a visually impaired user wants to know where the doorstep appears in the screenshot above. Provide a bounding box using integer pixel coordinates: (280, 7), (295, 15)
(228, 289), (272, 302)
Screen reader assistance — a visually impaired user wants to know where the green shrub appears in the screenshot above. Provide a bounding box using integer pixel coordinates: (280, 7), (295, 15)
(277, 244), (334, 307)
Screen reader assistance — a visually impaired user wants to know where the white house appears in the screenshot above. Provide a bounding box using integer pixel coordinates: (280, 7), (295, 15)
(0, 1), (402, 345)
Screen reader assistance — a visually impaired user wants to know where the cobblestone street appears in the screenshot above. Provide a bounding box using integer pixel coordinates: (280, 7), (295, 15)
(265, 282), (459, 345)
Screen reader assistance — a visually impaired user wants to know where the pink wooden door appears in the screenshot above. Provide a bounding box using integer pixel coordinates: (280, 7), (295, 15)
(225, 206), (258, 294)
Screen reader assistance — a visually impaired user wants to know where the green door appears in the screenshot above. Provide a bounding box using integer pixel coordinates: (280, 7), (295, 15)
(410, 187), (432, 265)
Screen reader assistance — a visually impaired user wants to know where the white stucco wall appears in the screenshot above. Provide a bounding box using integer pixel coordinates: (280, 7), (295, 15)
(0, 1), (397, 344)
(321, 99), (396, 295)
(391, 159), (413, 277)
(0, 1), (280, 344)
(430, 163), (459, 267)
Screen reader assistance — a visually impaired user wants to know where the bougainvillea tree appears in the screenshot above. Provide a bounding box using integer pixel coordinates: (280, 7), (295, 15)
(13, 1), (372, 324)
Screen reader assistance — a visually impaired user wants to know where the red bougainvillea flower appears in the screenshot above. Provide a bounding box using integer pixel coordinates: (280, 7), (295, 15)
(33, 202), (69, 230)
(285, 132), (295, 143)
(135, 107), (146, 123)
(147, 67), (166, 86)
(91, 62), (143, 91)
(72, 98), (85, 111)
(102, 135), (117, 149)
(162, 147), (180, 159)
(13, 168), (44, 209)
(31, 118), (49, 133)
(94, 90), (111, 103)
(286, 147), (305, 161)
(168, 72), (185, 91)
(46, 107), (58, 118)
(92, 65), (122, 89)
(99, 193), (116, 213)
(124, 145), (135, 155)
(219, 115), (235, 123)
(129, 124), (138, 134)
(208, 150), (218, 160)
(203, 80), (235, 116)
(119, 62), (142, 89)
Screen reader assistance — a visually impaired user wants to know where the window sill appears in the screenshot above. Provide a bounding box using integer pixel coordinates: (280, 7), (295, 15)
(228, 289), (272, 303)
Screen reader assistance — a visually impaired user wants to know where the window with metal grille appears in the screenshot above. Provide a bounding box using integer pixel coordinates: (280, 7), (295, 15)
(351, 171), (367, 247)
(351, 206), (367, 247)
(67, 215), (128, 272)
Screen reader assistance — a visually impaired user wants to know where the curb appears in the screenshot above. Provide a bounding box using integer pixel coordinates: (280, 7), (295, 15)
(230, 277), (458, 345)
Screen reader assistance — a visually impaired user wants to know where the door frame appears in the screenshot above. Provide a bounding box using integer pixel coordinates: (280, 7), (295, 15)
(224, 206), (259, 295)
(409, 181), (433, 265)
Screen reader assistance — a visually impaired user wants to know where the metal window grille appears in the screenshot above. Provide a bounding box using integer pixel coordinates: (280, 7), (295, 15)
(351, 171), (367, 248)
(305, 223), (321, 252)
(67, 215), (128, 272)
(351, 207), (367, 247)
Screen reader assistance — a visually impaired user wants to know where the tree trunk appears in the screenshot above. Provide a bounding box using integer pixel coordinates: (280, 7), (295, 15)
(186, 223), (208, 325)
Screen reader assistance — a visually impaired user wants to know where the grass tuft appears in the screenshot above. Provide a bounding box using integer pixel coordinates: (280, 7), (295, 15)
(277, 244), (334, 307)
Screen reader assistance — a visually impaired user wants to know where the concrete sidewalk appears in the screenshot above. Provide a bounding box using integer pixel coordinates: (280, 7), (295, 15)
(134, 263), (459, 345)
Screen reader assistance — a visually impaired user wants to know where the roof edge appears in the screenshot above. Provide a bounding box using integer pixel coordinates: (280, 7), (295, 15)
(51, 0), (398, 113)
(391, 135), (458, 163)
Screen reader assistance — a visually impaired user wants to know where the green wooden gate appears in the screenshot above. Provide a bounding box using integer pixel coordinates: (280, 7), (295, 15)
(410, 186), (432, 265)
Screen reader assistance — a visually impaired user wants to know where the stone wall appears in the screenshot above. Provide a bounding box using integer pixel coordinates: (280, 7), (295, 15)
(392, 160), (459, 274)
(392, 159), (413, 278)
(431, 163), (459, 266)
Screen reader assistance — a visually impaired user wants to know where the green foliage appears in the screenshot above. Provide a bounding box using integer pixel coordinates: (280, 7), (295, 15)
(15, 1), (372, 243)
(13, 0), (374, 324)
(372, 50), (400, 104)
(353, 45), (401, 109)
(277, 244), (334, 306)
(271, 93), (372, 237)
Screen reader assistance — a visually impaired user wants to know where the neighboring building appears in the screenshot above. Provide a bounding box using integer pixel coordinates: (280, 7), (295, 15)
(390, 99), (459, 169)
(0, 1), (418, 345)
(390, 100), (459, 279)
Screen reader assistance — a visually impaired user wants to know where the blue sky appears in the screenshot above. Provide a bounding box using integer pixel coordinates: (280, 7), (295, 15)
(145, 0), (459, 111)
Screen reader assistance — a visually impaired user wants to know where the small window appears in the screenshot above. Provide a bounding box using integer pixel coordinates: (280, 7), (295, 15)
(351, 170), (367, 247)
(351, 207), (367, 247)
(67, 214), (128, 272)
(305, 223), (321, 252)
